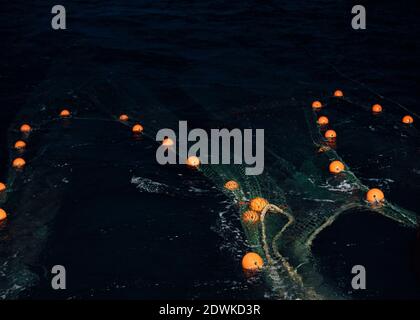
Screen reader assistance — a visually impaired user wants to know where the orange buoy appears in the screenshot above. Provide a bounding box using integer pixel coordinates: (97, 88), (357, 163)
(329, 160), (345, 174)
(242, 210), (259, 224)
(402, 115), (414, 124)
(249, 197), (268, 212)
(312, 101), (322, 109)
(0, 182), (6, 192)
(242, 252), (264, 271)
(224, 180), (239, 191)
(20, 124), (32, 134)
(334, 90), (344, 97)
(317, 116), (329, 125)
(0, 209), (7, 221)
(12, 158), (26, 169)
(119, 114), (129, 121)
(60, 109), (71, 118)
(324, 129), (337, 139)
(14, 140), (26, 150)
(132, 124), (144, 134)
(162, 137), (174, 147)
(372, 104), (382, 113)
(366, 188), (385, 204)
(186, 156), (200, 168)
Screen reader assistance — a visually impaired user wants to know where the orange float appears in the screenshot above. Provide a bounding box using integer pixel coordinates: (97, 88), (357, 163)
(132, 124), (144, 133)
(60, 109), (71, 118)
(224, 180), (239, 191)
(372, 104), (382, 113)
(366, 188), (385, 204)
(329, 160), (345, 174)
(20, 124), (32, 134)
(242, 252), (264, 271)
(312, 101), (322, 109)
(324, 129), (337, 139)
(317, 116), (329, 125)
(402, 115), (414, 124)
(334, 90), (344, 97)
(0, 182), (6, 192)
(119, 114), (129, 121)
(186, 156), (200, 168)
(162, 137), (174, 147)
(14, 140), (27, 150)
(0, 209), (7, 221)
(249, 197), (268, 212)
(12, 158), (26, 169)
(242, 210), (259, 224)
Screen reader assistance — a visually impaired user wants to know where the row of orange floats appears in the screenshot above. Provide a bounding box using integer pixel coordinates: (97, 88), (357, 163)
(314, 90), (395, 204)
(224, 179), (267, 271)
(0, 109), (74, 222)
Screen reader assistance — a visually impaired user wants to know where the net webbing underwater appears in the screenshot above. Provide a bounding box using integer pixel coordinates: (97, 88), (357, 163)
(1, 67), (419, 299)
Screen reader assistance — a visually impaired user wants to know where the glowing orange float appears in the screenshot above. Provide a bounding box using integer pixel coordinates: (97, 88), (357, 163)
(14, 140), (26, 150)
(132, 124), (144, 133)
(12, 158), (26, 169)
(0, 209), (7, 221)
(186, 156), (200, 168)
(334, 90), (344, 97)
(60, 109), (71, 118)
(329, 160), (345, 174)
(162, 137), (174, 147)
(0, 183), (6, 192)
(324, 129), (337, 139)
(242, 252), (264, 271)
(312, 101), (322, 109)
(366, 188), (385, 204)
(242, 210), (259, 224)
(372, 104), (382, 113)
(317, 116), (329, 125)
(119, 114), (129, 121)
(224, 180), (239, 191)
(249, 197), (268, 212)
(402, 115), (414, 124)
(20, 124), (31, 134)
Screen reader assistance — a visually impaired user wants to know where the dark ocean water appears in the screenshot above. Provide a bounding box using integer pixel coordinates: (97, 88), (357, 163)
(0, 1), (419, 299)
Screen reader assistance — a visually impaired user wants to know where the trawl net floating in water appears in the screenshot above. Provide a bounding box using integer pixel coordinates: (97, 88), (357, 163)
(0, 71), (419, 299)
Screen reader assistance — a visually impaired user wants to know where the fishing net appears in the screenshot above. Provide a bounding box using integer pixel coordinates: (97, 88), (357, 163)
(1, 54), (419, 299)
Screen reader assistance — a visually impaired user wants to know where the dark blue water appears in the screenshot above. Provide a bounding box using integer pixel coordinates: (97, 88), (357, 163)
(0, 1), (419, 299)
